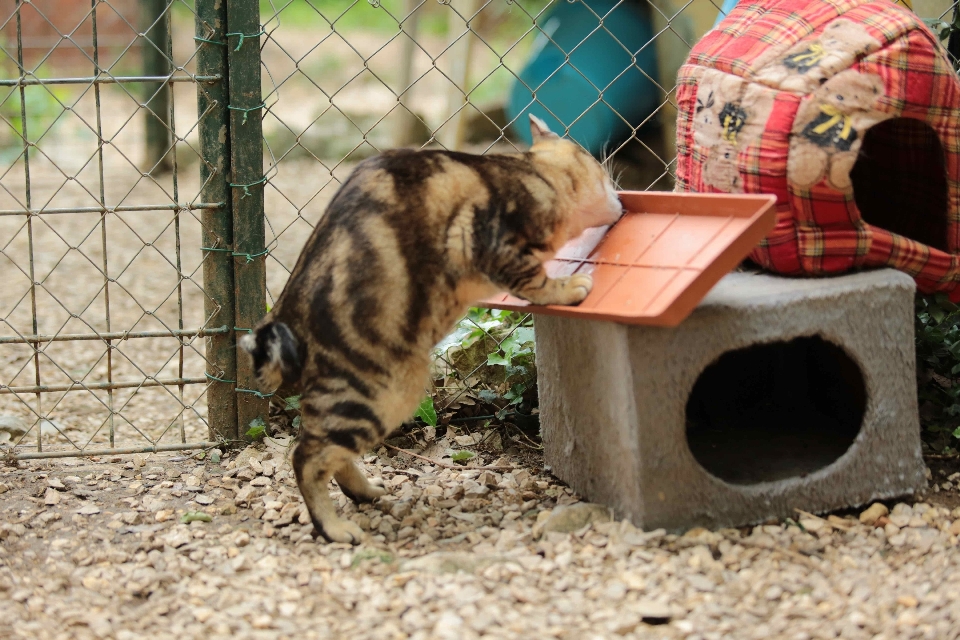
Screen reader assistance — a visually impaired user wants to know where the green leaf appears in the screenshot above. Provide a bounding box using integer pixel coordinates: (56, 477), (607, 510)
(953, 426), (960, 439)
(486, 352), (510, 367)
(292, 415), (301, 431)
(180, 511), (212, 524)
(414, 396), (438, 427)
(450, 450), (475, 463)
(350, 549), (394, 568)
(284, 395), (301, 411)
(246, 417), (267, 441)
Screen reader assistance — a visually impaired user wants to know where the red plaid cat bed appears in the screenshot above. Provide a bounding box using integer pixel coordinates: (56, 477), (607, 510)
(675, 0), (960, 298)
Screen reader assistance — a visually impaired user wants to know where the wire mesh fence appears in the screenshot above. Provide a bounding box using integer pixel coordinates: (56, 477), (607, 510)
(254, 0), (718, 434)
(0, 0), (953, 458)
(0, 0), (231, 458)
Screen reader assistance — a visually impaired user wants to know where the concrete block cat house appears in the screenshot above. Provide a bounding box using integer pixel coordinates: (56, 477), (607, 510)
(530, 0), (942, 530)
(535, 269), (924, 531)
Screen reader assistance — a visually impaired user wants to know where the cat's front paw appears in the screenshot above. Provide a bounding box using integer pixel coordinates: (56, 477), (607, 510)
(560, 273), (593, 305)
(316, 517), (365, 544)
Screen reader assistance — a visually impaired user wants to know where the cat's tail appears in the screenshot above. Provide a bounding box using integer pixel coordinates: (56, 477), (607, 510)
(238, 321), (302, 392)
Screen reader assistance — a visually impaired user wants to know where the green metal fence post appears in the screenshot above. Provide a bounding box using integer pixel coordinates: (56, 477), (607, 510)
(141, 0), (173, 173)
(196, 0), (238, 441)
(226, 0), (269, 434)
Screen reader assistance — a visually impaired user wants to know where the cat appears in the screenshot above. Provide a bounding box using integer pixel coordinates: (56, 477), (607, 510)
(239, 114), (623, 543)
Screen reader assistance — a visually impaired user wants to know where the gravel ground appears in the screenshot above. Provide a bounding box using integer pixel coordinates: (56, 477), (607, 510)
(1, 439), (959, 640)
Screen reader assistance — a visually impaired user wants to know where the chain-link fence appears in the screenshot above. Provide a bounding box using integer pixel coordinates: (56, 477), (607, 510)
(1, 0), (952, 459)
(0, 0), (240, 458)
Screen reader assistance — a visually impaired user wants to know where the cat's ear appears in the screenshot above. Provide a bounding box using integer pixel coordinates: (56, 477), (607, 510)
(529, 113), (559, 143)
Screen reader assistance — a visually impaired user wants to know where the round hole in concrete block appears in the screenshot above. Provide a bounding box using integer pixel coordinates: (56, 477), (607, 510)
(685, 336), (866, 485)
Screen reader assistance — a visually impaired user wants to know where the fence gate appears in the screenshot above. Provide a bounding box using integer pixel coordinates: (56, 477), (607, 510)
(0, 0), (269, 460)
(1, 0), (947, 460)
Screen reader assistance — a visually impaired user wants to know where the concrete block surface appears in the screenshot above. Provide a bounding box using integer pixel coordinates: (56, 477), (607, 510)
(535, 269), (926, 532)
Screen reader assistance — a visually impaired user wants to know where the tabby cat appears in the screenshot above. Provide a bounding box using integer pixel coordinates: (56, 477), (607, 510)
(240, 115), (623, 543)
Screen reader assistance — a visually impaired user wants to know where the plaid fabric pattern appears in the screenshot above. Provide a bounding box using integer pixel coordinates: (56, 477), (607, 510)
(675, 0), (960, 297)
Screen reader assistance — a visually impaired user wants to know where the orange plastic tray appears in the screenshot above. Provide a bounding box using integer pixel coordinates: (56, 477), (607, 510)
(480, 191), (777, 327)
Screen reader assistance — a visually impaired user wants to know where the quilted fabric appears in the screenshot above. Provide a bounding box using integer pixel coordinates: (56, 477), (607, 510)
(674, 0), (960, 297)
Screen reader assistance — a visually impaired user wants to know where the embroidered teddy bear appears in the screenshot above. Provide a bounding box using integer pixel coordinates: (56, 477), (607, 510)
(786, 69), (888, 192)
(753, 19), (882, 94)
(692, 69), (775, 192)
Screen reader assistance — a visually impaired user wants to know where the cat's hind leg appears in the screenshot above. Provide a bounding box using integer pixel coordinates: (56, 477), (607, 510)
(292, 434), (365, 544)
(335, 461), (385, 504)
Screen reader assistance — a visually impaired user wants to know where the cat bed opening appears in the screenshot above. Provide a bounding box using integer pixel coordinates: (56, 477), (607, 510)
(851, 117), (949, 251)
(685, 336), (866, 485)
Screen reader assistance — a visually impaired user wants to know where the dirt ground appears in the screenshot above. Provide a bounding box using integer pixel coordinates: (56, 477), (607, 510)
(0, 441), (959, 640)
(3, 15), (960, 640)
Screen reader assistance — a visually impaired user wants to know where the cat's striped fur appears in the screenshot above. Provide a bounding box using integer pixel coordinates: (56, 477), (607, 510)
(239, 115), (623, 543)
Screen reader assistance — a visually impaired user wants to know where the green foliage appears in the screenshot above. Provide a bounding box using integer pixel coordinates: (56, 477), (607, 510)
(450, 450), (475, 463)
(180, 511), (213, 524)
(350, 549), (394, 568)
(245, 417), (268, 441)
(283, 395), (301, 411)
(414, 396), (438, 427)
(432, 307), (538, 414)
(914, 293), (960, 453)
(0, 85), (72, 158)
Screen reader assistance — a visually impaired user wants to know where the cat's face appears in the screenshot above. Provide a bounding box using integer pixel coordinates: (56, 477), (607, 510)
(528, 115), (624, 233)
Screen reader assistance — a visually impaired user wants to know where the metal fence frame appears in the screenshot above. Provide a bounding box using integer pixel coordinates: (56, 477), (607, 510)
(0, 0), (271, 459)
(2, 0), (954, 459)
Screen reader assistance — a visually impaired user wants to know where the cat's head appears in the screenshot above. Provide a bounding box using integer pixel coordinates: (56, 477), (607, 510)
(527, 114), (624, 233)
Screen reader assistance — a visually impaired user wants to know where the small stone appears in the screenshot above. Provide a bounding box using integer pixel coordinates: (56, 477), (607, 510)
(390, 501), (412, 520)
(47, 477), (65, 490)
(603, 581), (627, 601)
(799, 518), (825, 533)
(250, 476), (272, 487)
(195, 494), (215, 506)
(399, 551), (508, 575)
(907, 516), (927, 528)
(388, 475), (409, 488)
(858, 503), (889, 526)
(897, 595), (919, 608)
(165, 468), (181, 479)
(44, 487), (61, 506)
(193, 607), (214, 623)
(463, 481), (490, 498)
(251, 614), (272, 629)
(949, 520), (960, 536)
(0, 483), (8, 495)
(538, 503), (611, 536)
(76, 504), (100, 516)
(162, 526), (192, 548)
(155, 510), (174, 522)
(479, 471), (498, 488)
(765, 585), (783, 601)
(897, 610), (920, 626)
(889, 504), (912, 528)
(634, 599), (674, 621)
(432, 611), (464, 639)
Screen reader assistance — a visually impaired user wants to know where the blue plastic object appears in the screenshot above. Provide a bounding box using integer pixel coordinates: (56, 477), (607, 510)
(505, 0), (660, 156)
(713, 0), (739, 28)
